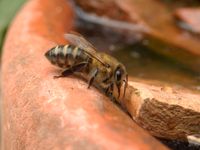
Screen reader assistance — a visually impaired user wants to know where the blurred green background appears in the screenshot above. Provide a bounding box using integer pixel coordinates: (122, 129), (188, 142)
(0, 0), (26, 51)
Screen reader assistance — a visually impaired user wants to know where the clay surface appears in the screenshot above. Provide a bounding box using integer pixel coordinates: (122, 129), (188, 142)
(1, 0), (168, 149)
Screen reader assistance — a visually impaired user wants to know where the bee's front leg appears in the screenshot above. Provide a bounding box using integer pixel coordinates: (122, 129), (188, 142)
(116, 84), (122, 98)
(105, 83), (114, 96)
(88, 68), (98, 89)
(54, 62), (88, 78)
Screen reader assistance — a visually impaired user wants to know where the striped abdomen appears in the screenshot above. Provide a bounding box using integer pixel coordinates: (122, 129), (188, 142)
(45, 45), (90, 68)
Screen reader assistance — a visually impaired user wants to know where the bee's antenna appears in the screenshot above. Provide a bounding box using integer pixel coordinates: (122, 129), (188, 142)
(123, 74), (128, 98)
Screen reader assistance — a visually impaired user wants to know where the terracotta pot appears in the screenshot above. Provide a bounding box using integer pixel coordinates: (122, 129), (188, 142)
(1, 0), (168, 149)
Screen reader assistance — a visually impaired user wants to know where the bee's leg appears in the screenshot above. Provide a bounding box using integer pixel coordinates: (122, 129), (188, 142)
(102, 76), (110, 83)
(88, 68), (98, 89)
(105, 83), (114, 96)
(53, 69), (72, 79)
(110, 83), (114, 95)
(105, 86), (109, 95)
(54, 62), (88, 78)
(117, 84), (121, 98)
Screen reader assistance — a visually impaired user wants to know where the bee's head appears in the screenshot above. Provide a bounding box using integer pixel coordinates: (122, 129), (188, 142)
(114, 64), (128, 98)
(45, 48), (57, 65)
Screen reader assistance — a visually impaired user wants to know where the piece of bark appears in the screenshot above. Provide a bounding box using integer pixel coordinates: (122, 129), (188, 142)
(1, 0), (169, 149)
(118, 81), (200, 141)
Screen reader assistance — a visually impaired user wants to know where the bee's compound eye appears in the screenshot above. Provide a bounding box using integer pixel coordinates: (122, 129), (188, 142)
(115, 70), (122, 81)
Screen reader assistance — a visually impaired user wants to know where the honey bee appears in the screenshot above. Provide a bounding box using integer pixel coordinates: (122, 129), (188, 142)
(45, 32), (128, 98)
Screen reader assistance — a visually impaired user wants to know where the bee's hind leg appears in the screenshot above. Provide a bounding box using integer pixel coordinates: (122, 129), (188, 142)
(88, 68), (98, 89)
(54, 62), (88, 79)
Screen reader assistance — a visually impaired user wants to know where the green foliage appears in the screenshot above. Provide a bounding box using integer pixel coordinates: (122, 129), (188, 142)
(0, 0), (26, 51)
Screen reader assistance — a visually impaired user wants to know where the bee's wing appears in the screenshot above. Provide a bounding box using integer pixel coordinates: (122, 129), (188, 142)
(64, 32), (110, 67)
(64, 32), (97, 53)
